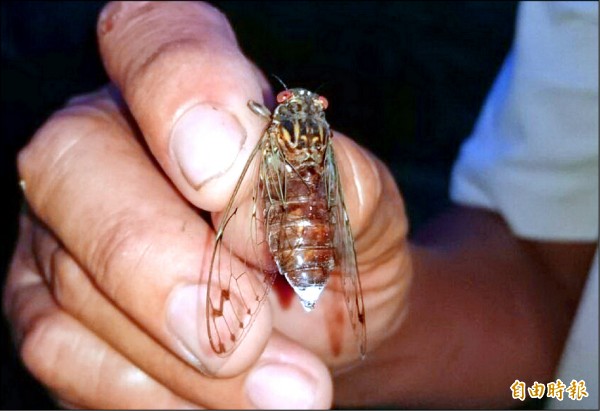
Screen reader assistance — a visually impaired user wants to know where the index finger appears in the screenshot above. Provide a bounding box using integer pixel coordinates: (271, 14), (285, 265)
(98, 1), (272, 211)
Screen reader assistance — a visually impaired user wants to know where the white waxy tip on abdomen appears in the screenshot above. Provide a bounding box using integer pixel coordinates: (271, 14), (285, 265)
(290, 284), (325, 312)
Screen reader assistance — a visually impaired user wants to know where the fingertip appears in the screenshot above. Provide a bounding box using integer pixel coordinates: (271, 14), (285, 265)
(245, 334), (333, 409)
(166, 283), (273, 378)
(246, 363), (325, 409)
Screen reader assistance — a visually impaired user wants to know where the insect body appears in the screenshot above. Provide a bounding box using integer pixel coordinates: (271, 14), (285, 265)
(206, 88), (366, 357)
(263, 89), (334, 311)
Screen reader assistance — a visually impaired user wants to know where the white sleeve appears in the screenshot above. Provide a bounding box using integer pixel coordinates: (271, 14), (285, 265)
(450, 2), (598, 241)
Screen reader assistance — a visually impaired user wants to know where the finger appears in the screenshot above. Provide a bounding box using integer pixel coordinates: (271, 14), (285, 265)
(17, 88), (269, 376)
(333, 132), (413, 348)
(29, 218), (250, 408)
(8, 214), (333, 409)
(4, 216), (201, 409)
(98, 1), (273, 211)
(332, 133), (410, 268)
(57, 255), (332, 409)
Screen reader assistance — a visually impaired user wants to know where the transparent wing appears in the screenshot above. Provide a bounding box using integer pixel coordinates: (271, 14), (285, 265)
(325, 141), (367, 357)
(206, 132), (280, 357)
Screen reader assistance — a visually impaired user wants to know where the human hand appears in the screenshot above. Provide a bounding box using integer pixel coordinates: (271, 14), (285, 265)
(4, 2), (411, 408)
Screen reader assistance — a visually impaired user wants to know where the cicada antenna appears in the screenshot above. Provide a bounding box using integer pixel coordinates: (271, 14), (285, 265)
(271, 74), (288, 90)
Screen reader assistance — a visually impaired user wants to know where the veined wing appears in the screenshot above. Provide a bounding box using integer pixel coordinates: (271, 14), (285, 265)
(206, 131), (280, 356)
(324, 139), (367, 357)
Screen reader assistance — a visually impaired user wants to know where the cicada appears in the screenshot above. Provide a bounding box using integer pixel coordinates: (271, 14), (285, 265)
(206, 88), (366, 358)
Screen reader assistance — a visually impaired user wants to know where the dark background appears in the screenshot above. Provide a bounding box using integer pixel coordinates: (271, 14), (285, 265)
(1, 1), (517, 408)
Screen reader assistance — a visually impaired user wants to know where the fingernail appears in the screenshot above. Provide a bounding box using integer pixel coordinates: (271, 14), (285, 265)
(167, 285), (208, 368)
(171, 104), (246, 189)
(246, 363), (317, 409)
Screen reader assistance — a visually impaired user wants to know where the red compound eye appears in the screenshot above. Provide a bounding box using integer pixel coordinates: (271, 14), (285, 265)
(318, 95), (329, 110)
(276, 90), (293, 103)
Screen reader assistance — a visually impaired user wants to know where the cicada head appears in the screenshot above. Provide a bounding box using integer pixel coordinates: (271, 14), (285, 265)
(271, 88), (331, 165)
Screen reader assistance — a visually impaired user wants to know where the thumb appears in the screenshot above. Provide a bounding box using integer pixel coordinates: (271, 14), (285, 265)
(98, 1), (272, 211)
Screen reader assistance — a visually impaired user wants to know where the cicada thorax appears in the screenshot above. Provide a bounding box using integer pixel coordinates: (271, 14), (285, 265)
(262, 98), (334, 311)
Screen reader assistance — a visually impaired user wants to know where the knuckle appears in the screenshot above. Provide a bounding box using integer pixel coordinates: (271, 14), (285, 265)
(17, 89), (122, 210)
(87, 210), (202, 304)
(101, 1), (243, 96)
(126, 34), (246, 102)
(49, 247), (90, 313)
(195, 1), (236, 37)
(88, 211), (142, 298)
(88, 212), (169, 300)
(17, 94), (108, 174)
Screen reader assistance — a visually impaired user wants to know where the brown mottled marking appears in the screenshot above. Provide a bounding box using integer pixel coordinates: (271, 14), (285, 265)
(325, 270), (346, 357)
